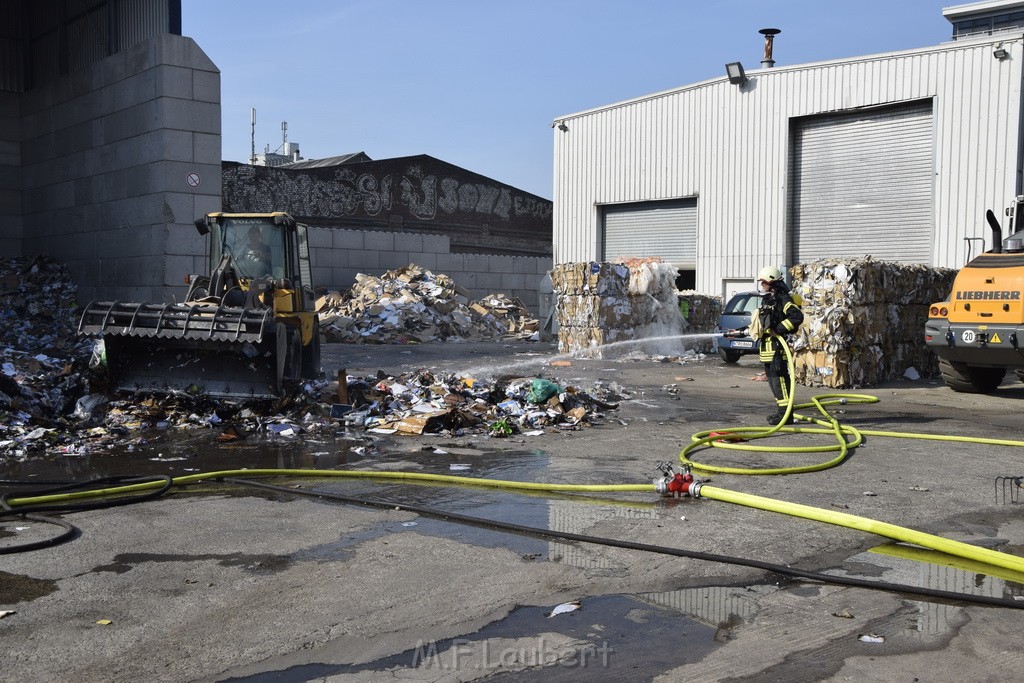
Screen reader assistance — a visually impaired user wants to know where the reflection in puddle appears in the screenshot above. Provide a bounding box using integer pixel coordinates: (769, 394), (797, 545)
(827, 543), (1024, 638)
(222, 593), (730, 682)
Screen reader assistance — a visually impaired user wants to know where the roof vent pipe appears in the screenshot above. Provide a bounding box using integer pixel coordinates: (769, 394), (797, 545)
(759, 28), (781, 68)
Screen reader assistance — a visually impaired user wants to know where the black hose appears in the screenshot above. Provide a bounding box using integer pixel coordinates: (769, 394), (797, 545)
(0, 514), (77, 555)
(224, 477), (1024, 611)
(0, 475), (174, 555)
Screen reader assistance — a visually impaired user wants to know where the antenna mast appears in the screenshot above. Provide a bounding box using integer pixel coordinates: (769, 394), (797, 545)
(250, 108), (256, 165)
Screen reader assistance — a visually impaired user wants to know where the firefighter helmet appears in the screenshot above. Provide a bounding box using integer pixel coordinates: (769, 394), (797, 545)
(757, 266), (783, 282)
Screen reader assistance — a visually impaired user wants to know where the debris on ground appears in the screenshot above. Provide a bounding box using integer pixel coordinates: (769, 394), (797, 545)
(0, 256), (95, 457)
(547, 600), (582, 618)
(0, 256), (623, 459)
(335, 371), (628, 438)
(318, 264), (538, 343)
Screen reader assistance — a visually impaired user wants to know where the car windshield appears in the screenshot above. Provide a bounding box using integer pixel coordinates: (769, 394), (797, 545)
(723, 293), (762, 315)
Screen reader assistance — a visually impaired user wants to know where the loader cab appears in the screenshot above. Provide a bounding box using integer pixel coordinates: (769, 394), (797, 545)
(197, 212), (315, 311)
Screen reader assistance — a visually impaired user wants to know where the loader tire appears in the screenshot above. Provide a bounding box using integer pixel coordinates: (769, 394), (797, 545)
(301, 330), (322, 380)
(283, 327), (302, 381)
(939, 358), (1005, 393)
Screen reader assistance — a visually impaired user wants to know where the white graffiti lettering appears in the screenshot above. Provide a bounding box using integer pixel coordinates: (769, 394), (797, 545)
(225, 165), (551, 222)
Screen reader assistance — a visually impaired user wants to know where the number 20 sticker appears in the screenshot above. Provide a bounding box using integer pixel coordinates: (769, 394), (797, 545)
(961, 330), (976, 343)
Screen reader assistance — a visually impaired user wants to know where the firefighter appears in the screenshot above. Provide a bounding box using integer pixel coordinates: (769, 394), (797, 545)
(753, 266), (804, 425)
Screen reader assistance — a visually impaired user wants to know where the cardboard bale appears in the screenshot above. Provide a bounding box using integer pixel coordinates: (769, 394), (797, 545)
(791, 257), (957, 387)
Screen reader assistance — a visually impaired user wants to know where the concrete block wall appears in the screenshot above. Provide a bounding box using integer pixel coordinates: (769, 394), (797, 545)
(309, 227), (551, 312)
(0, 92), (21, 257)
(18, 34), (222, 305)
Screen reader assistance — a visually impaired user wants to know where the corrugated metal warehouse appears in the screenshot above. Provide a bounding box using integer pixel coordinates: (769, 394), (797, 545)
(552, 1), (1024, 298)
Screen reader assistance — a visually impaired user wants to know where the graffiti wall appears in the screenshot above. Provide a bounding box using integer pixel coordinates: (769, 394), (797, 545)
(222, 155), (552, 244)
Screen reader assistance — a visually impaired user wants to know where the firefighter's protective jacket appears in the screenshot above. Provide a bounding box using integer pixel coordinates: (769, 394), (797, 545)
(757, 281), (804, 363)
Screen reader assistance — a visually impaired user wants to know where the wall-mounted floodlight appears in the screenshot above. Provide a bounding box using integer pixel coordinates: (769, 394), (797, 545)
(725, 62), (747, 85)
(994, 46), (1009, 60)
(556, 121), (569, 131)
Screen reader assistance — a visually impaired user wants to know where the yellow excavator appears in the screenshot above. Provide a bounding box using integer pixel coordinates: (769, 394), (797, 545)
(78, 212), (321, 399)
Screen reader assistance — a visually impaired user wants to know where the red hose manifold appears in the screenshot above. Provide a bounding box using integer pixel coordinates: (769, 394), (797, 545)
(654, 465), (702, 498)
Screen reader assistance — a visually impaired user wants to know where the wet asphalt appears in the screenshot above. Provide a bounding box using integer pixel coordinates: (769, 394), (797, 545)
(3, 338), (1024, 681)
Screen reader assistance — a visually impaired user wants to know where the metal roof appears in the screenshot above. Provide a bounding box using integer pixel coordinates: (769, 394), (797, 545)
(279, 152), (371, 169)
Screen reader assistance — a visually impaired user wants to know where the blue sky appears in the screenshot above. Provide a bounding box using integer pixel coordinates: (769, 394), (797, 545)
(182, 1), (956, 199)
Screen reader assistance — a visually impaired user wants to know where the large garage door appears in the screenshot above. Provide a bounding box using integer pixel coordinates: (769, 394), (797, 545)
(602, 199), (697, 268)
(789, 100), (934, 264)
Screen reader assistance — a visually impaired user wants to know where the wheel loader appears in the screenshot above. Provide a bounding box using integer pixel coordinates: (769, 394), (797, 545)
(924, 197), (1024, 393)
(78, 212), (321, 399)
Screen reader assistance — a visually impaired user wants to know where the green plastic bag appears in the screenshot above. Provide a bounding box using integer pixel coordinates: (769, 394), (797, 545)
(527, 378), (561, 404)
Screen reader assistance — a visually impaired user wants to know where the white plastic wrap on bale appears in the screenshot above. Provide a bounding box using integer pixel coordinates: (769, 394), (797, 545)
(790, 257), (957, 388)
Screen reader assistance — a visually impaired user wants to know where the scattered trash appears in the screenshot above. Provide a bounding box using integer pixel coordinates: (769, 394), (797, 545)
(857, 633), (884, 643)
(0, 256), (625, 459)
(908, 485), (930, 492)
(95, 619), (113, 626)
(550, 360), (572, 367)
(832, 610), (854, 619)
(401, 521), (419, 527)
(903, 367), (921, 380)
(449, 464), (472, 471)
(863, 491), (878, 496)
(546, 600), (582, 618)
(0, 610), (15, 619)
(751, 373), (767, 382)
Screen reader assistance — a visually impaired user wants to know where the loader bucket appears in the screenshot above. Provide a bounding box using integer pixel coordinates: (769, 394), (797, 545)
(80, 300), (287, 400)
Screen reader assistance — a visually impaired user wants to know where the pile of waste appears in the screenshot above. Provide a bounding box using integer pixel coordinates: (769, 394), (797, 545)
(0, 256), (95, 454)
(0, 256), (614, 458)
(318, 264), (538, 343)
(3, 367), (628, 457)
(790, 257), (957, 388)
(469, 293), (539, 338)
(551, 258), (715, 357)
(337, 371), (628, 437)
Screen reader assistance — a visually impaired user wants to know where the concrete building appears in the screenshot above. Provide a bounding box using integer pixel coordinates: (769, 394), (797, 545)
(0, 0), (220, 305)
(0, 1), (551, 311)
(552, 0), (1024, 299)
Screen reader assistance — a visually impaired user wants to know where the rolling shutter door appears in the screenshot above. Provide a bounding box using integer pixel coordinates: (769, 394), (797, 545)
(602, 199), (698, 268)
(790, 101), (934, 264)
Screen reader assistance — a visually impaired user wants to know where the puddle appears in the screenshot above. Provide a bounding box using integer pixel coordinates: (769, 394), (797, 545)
(90, 552), (289, 576)
(0, 432), (371, 484)
(823, 543), (1024, 641)
(0, 570), (58, 604)
(221, 592), (734, 681)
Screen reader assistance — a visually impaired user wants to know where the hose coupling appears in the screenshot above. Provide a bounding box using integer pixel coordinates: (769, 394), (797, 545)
(653, 464), (702, 498)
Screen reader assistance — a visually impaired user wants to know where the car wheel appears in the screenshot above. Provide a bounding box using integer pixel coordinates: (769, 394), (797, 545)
(719, 348), (742, 364)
